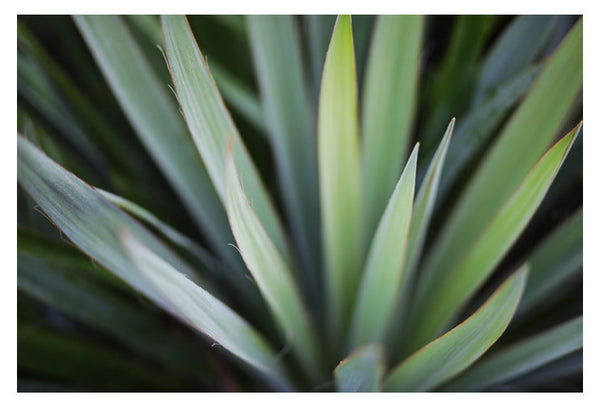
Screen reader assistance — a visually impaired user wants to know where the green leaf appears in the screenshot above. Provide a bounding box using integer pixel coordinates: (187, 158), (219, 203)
(348, 145), (418, 348)
(386, 120), (454, 354)
(18, 134), (202, 298)
(416, 20), (582, 332)
(409, 123), (581, 350)
(125, 14), (266, 132)
(96, 188), (219, 273)
(17, 254), (215, 382)
(161, 15), (291, 264)
(383, 266), (528, 392)
(73, 16), (231, 264)
(224, 145), (321, 380)
(318, 15), (362, 340)
(96, 187), (269, 315)
(436, 64), (541, 203)
(473, 15), (557, 104)
(247, 15), (321, 306)
(334, 344), (385, 392)
(516, 208), (582, 317)
(361, 15), (424, 243)
(442, 316), (583, 391)
(18, 135), (288, 387)
(403, 120), (454, 281)
(119, 230), (292, 390)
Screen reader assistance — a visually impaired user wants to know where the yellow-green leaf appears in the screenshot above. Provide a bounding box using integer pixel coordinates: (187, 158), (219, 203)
(318, 15), (361, 341)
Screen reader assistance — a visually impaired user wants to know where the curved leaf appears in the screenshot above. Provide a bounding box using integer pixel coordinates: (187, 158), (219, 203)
(161, 15), (291, 263)
(409, 123), (581, 350)
(120, 231), (292, 390)
(417, 20), (583, 335)
(225, 145), (321, 380)
(73, 16), (231, 260)
(384, 266), (527, 392)
(441, 316), (582, 391)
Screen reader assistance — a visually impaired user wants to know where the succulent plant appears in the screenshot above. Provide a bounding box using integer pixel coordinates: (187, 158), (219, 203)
(17, 15), (582, 391)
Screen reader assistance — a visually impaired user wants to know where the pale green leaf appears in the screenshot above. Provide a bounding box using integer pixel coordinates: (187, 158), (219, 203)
(334, 344), (385, 392)
(125, 14), (266, 132)
(96, 188), (219, 273)
(18, 134), (202, 300)
(441, 316), (582, 391)
(403, 120), (454, 279)
(161, 15), (291, 263)
(348, 145), (418, 348)
(416, 20), (582, 331)
(318, 15), (362, 340)
(73, 16), (231, 263)
(384, 266), (528, 392)
(361, 15), (424, 243)
(409, 124), (581, 350)
(225, 146), (320, 380)
(18, 135), (288, 387)
(120, 231), (292, 390)
(386, 120), (454, 353)
(247, 15), (321, 306)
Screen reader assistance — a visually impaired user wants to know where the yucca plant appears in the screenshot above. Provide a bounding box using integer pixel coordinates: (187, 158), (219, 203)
(17, 14), (583, 392)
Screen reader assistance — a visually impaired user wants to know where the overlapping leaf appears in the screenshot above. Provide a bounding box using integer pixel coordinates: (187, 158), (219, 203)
(161, 15), (291, 264)
(384, 266), (527, 391)
(416, 20), (583, 336)
(225, 145), (321, 380)
(408, 124), (581, 350)
(361, 15), (424, 242)
(348, 145), (418, 348)
(442, 316), (582, 391)
(73, 16), (231, 264)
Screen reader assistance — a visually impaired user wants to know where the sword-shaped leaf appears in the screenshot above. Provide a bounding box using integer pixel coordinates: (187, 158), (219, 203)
(384, 266), (527, 392)
(318, 15), (361, 340)
(247, 15), (321, 306)
(361, 15), (424, 243)
(415, 20), (583, 337)
(225, 145), (320, 380)
(120, 231), (292, 389)
(441, 316), (582, 391)
(18, 135), (289, 387)
(409, 123), (581, 350)
(73, 16), (231, 262)
(348, 145), (418, 348)
(161, 15), (291, 263)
